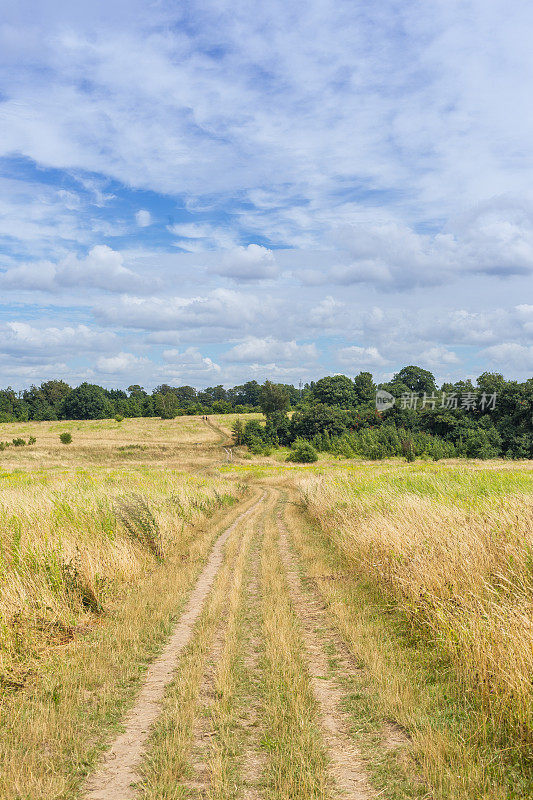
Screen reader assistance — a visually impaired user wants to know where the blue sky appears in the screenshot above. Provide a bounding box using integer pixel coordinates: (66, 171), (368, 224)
(1, 0), (533, 389)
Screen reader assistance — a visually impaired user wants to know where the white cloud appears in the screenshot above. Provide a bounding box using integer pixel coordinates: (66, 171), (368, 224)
(1, 3), (533, 385)
(2, 322), (115, 354)
(162, 347), (221, 374)
(211, 245), (279, 280)
(1, 245), (151, 293)
(418, 346), (460, 368)
(482, 343), (533, 371)
(308, 296), (345, 328)
(96, 352), (149, 373)
(223, 336), (317, 364)
(337, 345), (387, 368)
(135, 209), (151, 227)
(168, 223), (238, 252)
(326, 200), (533, 291)
(95, 288), (272, 331)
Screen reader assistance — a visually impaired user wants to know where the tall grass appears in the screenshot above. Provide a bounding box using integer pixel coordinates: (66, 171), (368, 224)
(300, 464), (533, 754)
(0, 467), (241, 685)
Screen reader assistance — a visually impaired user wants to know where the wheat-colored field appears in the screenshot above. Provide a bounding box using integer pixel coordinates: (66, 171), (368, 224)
(300, 463), (533, 747)
(0, 416), (532, 799)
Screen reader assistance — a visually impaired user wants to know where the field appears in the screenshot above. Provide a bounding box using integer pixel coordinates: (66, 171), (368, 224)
(0, 415), (532, 799)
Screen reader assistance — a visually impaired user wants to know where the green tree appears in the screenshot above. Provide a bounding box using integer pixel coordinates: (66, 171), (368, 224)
(388, 366), (437, 395)
(232, 417), (245, 445)
(61, 383), (113, 420)
(259, 381), (290, 418)
(153, 392), (179, 419)
(353, 371), (376, 405)
(311, 375), (355, 407)
(290, 404), (350, 440)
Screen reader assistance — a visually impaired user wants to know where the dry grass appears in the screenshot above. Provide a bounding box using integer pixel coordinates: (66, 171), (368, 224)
(0, 422), (244, 687)
(260, 494), (330, 800)
(0, 415), (226, 471)
(299, 463), (533, 753)
(2, 414), (532, 800)
(0, 490), (255, 800)
(137, 489), (258, 798)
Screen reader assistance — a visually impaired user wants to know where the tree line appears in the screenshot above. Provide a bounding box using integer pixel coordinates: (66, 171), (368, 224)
(0, 366), (531, 459)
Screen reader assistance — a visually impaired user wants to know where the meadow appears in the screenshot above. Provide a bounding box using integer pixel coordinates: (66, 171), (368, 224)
(0, 415), (532, 799)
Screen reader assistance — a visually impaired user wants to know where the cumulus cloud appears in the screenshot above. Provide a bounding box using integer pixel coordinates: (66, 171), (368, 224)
(223, 337), (317, 364)
(135, 209), (151, 227)
(162, 347), (221, 375)
(1, 245), (151, 293)
(337, 345), (388, 368)
(2, 321), (115, 355)
(1, 3), (533, 385)
(95, 288), (273, 332)
(482, 343), (533, 371)
(308, 296), (345, 328)
(211, 245), (279, 280)
(96, 352), (150, 373)
(418, 346), (460, 368)
(325, 200), (533, 291)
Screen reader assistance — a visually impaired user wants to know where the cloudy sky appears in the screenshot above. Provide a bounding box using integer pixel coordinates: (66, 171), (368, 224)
(1, 0), (533, 390)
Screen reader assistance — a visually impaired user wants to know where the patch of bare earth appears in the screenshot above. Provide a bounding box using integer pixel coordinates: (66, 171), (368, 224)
(83, 494), (264, 800)
(276, 507), (376, 800)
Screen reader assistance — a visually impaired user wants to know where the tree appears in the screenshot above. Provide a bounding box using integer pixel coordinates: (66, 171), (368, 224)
(173, 386), (197, 407)
(476, 372), (506, 397)
(388, 366), (437, 396)
(353, 372), (376, 405)
(61, 383), (114, 420)
(232, 417), (245, 445)
(40, 379), (71, 407)
(128, 385), (147, 397)
(311, 375), (355, 407)
(264, 410), (292, 445)
(290, 404), (350, 440)
(153, 392), (179, 419)
(233, 380), (262, 407)
(259, 381), (290, 418)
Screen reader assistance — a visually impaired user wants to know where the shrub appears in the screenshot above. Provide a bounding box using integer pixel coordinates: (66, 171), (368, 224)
(232, 417), (245, 445)
(12, 438), (26, 447)
(287, 440), (318, 463)
(28, 436), (37, 445)
(248, 437), (272, 456)
(59, 432), (72, 444)
(114, 414), (124, 422)
(402, 438), (416, 462)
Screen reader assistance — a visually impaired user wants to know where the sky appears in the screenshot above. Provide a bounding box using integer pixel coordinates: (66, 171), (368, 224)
(1, 0), (533, 390)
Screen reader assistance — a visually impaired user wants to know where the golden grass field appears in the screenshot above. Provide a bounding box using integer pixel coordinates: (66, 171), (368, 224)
(0, 414), (532, 800)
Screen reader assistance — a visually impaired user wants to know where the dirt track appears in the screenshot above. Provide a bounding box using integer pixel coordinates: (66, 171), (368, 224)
(82, 489), (381, 799)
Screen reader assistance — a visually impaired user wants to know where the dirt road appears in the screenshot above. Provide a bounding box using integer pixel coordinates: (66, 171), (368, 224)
(82, 489), (394, 799)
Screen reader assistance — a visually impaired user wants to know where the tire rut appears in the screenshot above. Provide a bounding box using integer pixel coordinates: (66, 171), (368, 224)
(83, 492), (265, 800)
(276, 504), (376, 800)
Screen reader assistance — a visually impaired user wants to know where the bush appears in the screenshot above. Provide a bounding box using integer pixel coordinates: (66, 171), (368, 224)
(28, 436), (36, 445)
(114, 414), (124, 422)
(287, 440), (318, 463)
(248, 437), (272, 456)
(59, 432), (72, 444)
(12, 438), (26, 447)
(402, 438), (416, 462)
